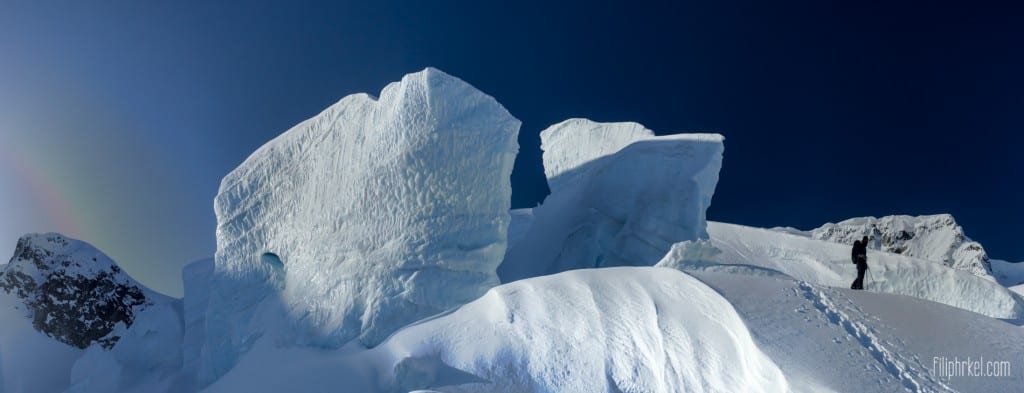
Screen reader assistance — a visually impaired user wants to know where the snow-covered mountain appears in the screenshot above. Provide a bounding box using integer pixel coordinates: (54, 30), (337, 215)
(0, 233), (167, 349)
(781, 214), (993, 279)
(0, 234), (181, 393)
(3, 68), (1023, 393)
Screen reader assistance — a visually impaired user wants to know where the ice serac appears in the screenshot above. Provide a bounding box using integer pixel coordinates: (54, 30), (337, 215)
(381, 267), (788, 393)
(203, 68), (520, 383)
(803, 214), (993, 278)
(0, 233), (166, 350)
(499, 119), (723, 282)
(540, 118), (655, 193)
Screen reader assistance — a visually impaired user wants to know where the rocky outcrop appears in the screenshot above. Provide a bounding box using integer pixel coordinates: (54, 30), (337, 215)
(0, 233), (158, 349)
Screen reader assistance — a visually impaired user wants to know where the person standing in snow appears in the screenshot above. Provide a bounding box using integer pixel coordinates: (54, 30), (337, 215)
(850, 236), (869, 290)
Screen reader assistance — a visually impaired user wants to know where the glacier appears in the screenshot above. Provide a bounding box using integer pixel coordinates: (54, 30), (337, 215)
(201, 67), (520, 384)
(499, 119), (724, 282)
(2, 67), (1024, 393)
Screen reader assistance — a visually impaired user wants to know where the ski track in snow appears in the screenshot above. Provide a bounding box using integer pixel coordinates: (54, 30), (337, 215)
(795, 282), (952, 393)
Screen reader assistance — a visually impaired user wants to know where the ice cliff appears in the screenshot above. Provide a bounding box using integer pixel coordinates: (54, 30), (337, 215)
(499, 119), (723, 282)
(201, 68), (520, 384)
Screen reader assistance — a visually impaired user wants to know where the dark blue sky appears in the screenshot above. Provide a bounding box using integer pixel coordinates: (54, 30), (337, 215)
(1, 1), (1021, 295)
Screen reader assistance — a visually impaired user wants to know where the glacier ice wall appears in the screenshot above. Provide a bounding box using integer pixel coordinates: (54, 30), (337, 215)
(201, 68), (520, 385)
(499, 119), (723, 282)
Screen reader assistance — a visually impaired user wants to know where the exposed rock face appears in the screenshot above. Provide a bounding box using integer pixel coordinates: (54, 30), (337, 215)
(202, 68), (520, 385)
(0, 233), (156, 349)
(499, 119), (724, 282)
(805, 214), (993, 279)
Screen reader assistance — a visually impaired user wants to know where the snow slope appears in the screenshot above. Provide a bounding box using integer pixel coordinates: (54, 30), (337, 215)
(690, 272), (1024, 393)
(499, 119), (723, 282)
(790, 214), (992, 278)
(658, 222), (1024, 319)
(991, 259), (1024, 287)
(202, 68), (520, 385)
(206, 267), (789, 393)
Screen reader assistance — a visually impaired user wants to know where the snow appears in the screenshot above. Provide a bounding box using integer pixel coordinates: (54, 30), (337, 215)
(991, 258), (1024, 287)
(0, 233), (169, 349)
(66, 300), (189, 393)
(205, 267), (790, 393)
(380, 267), (787, 393)
(658, 222), (1024, 319)
(689, 272), (1024, 393)
(499, 119), (724, 282)
(202, 67), (520, 385)
(795, 214), (993, 278)
(538, 119), (655, 193)
(0, 290), (81, 393)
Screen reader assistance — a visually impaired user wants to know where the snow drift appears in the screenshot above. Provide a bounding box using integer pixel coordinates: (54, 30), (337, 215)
(202, 68), (520, 385)
(659, 222), (1024, 319)
(380, 267), (787, 392)
(499, 119), (724, 282)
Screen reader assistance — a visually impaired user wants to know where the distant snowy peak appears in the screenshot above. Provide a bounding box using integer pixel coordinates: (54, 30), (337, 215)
(0, 233), (163, 349)
(799, 214), (992, 278)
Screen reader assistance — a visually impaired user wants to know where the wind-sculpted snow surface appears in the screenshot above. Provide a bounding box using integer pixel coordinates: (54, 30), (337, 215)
(499, 119), (723, 282)
(203, 68), (520, 385)
(659, 222), (1024, 319)
(380, 267), (789, 393)
(789, 214), (993, 278)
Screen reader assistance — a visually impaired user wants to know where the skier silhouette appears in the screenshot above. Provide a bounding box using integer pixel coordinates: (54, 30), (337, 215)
(850, 236), (868, 290)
